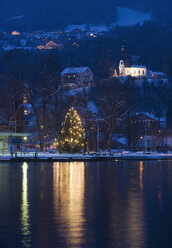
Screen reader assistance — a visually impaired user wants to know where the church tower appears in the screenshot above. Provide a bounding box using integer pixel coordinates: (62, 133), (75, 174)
(121, 41), (131, 67)
(119, 41), (129, 76)
(119, 42), (147, 78)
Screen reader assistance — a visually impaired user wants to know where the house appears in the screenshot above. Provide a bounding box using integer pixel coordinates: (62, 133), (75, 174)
(0, 132), (31, 153)
(133, 113), (166, 128)
(130, 113), (168, 151)
(131, 113), (166, 132)
(37, 41), (64, 50)
(131, 113), (156, 129)
(60, 67), (93, 85)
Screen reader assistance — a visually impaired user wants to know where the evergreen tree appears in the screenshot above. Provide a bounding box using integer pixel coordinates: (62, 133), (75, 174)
(60, 108), (85, 153)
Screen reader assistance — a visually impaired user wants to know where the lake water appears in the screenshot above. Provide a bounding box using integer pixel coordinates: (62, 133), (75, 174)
(0, 161), (172, 248)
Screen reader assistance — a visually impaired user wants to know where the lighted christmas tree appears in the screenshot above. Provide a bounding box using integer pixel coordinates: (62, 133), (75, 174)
(60, 108), (85, 153)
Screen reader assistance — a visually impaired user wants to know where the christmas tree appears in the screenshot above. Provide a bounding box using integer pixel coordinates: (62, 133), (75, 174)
(60, 108), (85, 153)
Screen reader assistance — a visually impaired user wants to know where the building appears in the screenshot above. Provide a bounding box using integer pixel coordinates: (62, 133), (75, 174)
(60, 67), (93, 85)
(132, 113), (166, 128)
(37, 41), (64, 50)
(0, 132), (31, 153)
(130, 113), (167, 151)
(119, 44), (147, 77)
(118, 43), (167, 82)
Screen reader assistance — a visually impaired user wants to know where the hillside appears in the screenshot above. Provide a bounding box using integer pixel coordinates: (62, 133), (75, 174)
(0, 0), (171, 31)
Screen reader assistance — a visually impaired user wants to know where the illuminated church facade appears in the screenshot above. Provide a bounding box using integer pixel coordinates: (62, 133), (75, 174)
(119, 43), (147, 77)
(118, 43), (167, 83)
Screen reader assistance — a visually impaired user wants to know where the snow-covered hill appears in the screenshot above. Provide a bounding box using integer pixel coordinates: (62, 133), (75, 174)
(65, 7), (152, 34)
(114, 7), (152, 26)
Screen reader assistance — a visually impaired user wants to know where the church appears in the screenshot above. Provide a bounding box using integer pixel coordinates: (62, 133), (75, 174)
(119, 43), (147, 77)
(118, 43), (167, 82)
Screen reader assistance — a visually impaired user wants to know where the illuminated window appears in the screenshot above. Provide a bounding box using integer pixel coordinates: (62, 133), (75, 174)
(138, 70), (140, 74)
(11, 31), (20, 35)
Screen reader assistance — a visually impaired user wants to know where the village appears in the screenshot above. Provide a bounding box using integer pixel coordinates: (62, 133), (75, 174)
(0, 28), (106, 51)
(0, 40), (171, 158)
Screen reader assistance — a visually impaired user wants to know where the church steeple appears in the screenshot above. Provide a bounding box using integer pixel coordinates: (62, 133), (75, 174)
(122, 40), (127, 56)
(121, 41), (131, 67)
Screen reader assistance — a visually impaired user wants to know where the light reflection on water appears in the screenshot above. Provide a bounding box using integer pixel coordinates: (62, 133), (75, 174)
(0, 161), (172, 248)
(125, 162), (146, 248)
(139, 161), (144, 191)
(53, 162), (85, 247)
(20, 162), (31, 248)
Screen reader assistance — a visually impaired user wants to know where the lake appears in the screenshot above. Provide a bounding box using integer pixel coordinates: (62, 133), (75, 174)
(0, 161), (172, 248)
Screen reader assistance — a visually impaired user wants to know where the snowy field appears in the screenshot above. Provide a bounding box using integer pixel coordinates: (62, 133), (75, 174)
(65, 7), (152, 34)
(113, 7), (152, 27)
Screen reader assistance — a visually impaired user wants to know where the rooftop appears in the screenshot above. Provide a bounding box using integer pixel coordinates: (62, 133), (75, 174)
(61, 67), (90, 75)
(136, 112), (166, 122)
(123, 55), (146, 68)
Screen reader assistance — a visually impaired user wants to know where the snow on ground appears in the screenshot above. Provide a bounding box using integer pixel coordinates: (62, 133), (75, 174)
(89, 25), (109, 33)
(113, 7), (152, 27)
(1, 151), (172, 161)
(7, 15), (25, 21)
(65, 24), (109, 34)
(113, 135), (128, 145)
(65, 25), (87, 32)
(3, 45), (36, 51)
(87, 101), (98, 114)
(65, 7), (152, 34)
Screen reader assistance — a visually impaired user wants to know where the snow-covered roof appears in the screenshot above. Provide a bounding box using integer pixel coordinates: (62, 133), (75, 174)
(136, 112), (166, 122)
(123, 55), (146, 68)
(153, 72), (167, 77)
(130, 65), (147, 69)
(61, 67), (90, 75)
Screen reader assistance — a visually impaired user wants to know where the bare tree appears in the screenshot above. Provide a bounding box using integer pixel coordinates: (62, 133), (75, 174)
(90, 78), (129, 151)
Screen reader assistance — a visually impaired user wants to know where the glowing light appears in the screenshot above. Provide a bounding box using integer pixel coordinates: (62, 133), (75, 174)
(37, 45), (45, 50)
(11, 31), (20, 35)
(24, 110), (29, 115)
(72, 42), (79, 47)
(21, 162), (31, 246)
(60, 108), (85, 153)
(53, 162), (85, 246)
(139, 161), (144, 191)
(90, 33), (96, 38)
(37, 41), (61, 50)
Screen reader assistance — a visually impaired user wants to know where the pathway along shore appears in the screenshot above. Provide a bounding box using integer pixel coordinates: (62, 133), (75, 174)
(0, 152), (172, 162)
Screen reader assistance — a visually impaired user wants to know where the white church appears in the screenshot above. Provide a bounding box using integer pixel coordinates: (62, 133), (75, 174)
(118, 43), (167, 82)
(119, 58), (147, 77)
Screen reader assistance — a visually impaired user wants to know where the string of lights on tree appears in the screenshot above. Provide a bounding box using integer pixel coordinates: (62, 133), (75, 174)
(58, 107), (85, 153)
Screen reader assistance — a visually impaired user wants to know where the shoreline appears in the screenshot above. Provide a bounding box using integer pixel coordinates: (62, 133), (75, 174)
(0, 152), (172, 162)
